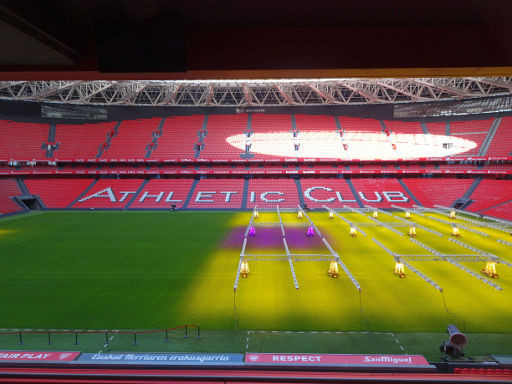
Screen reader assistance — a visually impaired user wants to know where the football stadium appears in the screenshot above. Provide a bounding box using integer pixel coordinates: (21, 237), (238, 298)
(1, 1), (512, 382)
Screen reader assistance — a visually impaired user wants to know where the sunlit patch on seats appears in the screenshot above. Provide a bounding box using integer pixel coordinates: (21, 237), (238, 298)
(226, 131), (477, 159)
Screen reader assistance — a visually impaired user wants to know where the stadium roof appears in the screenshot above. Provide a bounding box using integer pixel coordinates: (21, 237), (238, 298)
(1, 78), (512, 107)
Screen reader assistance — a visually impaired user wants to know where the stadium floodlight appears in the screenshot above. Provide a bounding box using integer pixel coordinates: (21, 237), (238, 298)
(394, 261), (406, 278)
(450, 210), (456, 219)
(405, 211), (411, 218)
(482, 261), (498, 279)
(328, 261), (339, 278)
(451, 225), (460, 238)
(240, 260), (250, 278)
(408, 226), (417, 238)
(440, 325), (467, 359)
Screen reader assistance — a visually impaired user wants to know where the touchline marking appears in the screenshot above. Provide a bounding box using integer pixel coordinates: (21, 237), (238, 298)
(98, 335), (115, 353)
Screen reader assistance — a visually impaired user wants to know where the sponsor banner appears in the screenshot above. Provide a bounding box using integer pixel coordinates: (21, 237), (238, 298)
(77, 352), (244, 365)
(0, 351), (80, 362)
(3, 156), (512, 164)
(3, 169), (512, 176)
(245, 353), (429, 367)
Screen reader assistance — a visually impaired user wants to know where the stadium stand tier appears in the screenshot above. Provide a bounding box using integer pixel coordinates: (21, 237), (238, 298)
(350, 178), (415, 207)
(0, 120), (49, 160)
(55, 122), (118, 159)
(129, 178), (194, 209)
(250, 114), (293, 159)
(487, 116), (512, 156)
(150, 115), (205, 159)
(449, 119), (493, 156)
(71, 179), (145, 209)
(0, 178), (23, 214)
(102, 118), (160, 159)
(480, 200), (512, 221)
(24, 178), (94, 208)
(200, 114), (248, 159)
(403, 178), (474, 207)
(188, 178), (245, 208)
(466, 179), (512, 213)
(1, 113), (512, 221)
(247, 178), (300, 208)
(300, 178), (359, 208)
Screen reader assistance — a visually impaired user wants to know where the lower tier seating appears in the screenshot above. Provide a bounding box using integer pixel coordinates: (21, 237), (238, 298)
(466, 179), (512, 212)
(1, 177), (512, 223)
(188, 179), (245, 208)
(71, 179), (145, 209)
(480, 201), (512, 221)
(350, 178), (414, 208)
(130, 179), (194, 209)
(403, 178), (474, 208)
(247, 179), (300, 208)
(0, 178), (23, 214)
(300, 178), (358, 208)
(24, 178), (94, 208)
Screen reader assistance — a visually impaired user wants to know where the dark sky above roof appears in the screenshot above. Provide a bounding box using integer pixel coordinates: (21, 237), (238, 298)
(0, 0), (511, 78)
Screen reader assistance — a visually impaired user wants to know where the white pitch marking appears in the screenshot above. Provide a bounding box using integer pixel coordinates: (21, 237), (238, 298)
(98, 334), (115, 353)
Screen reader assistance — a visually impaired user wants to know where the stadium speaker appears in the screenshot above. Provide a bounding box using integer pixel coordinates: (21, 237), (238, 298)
(95, 18), (185, 73)
(447, 324), (468, 349)
(440, 324), (467, 358)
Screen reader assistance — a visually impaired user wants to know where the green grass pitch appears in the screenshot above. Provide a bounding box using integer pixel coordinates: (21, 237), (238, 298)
(0, 210), (511, 359)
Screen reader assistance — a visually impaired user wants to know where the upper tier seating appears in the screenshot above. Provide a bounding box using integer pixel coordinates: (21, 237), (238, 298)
(200, 114), (248, 159)
(150, 115), (204, 159)
(383, 121), (423, 134)
(0, 121), (49, 159)
(339, 116), (382, 132)
(449, 119), (493, 156)
(425, 122), (446, 136)
(130, 179), (194, 209)
(466, 179), (512, 212)
(71, 179), (144, 208)
(188, 179), (244, 208)
(102, 118), (160, 159)
(300, 178), (358, 208)
(294, 115), (338, 155)
(350, 178), (414, 207)
(403, 178), (473, 207)
(2, 114), (511, 161)
(295, 115), (337, 132)
(55, 122), (118, 159)
(250, 114), (293, 159)
(247, 179), (300, 208)
(24, 179), (94, 208)
(0, 178), (22, 214)
(486, 116), (512, 156)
